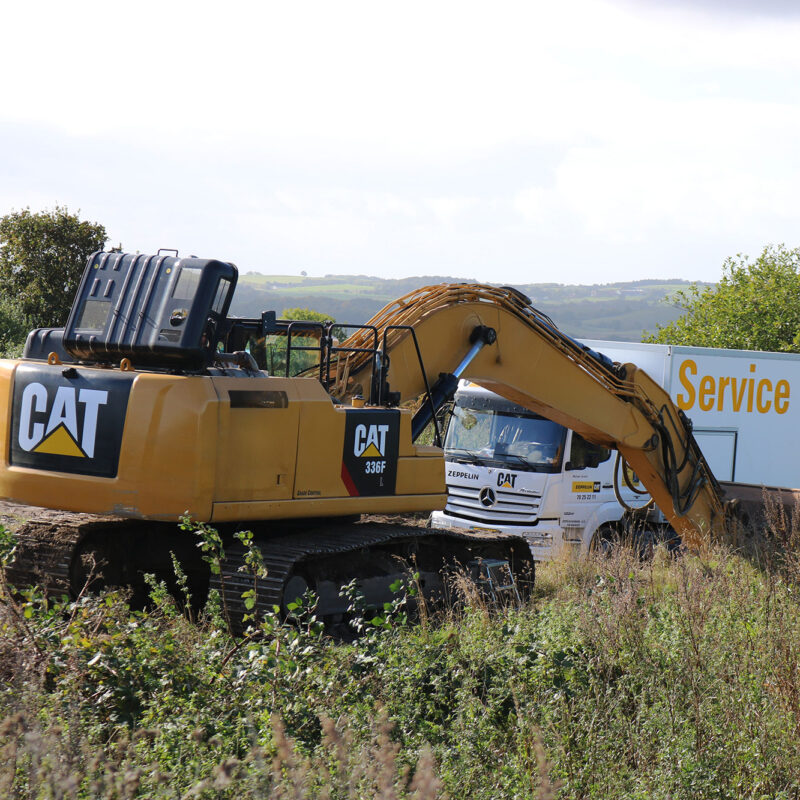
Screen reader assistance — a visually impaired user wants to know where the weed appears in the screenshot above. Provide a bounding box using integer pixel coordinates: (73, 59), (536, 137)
(3, 520), (800, 797)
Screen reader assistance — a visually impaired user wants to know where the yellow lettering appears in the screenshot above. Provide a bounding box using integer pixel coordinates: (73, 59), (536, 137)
(676, 360), (790, 415)
(776, 380), (791, 414)
(677, 360), (696, 410)
(747, 365), (756, 412)
(717, 376), (730, 411)
(699, 376), (715, 411)
(731, 377), (746, 412)
(756, 379), (772, 413)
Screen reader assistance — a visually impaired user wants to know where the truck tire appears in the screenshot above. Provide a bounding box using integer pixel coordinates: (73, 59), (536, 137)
(591, 522), (658, 560)
(590, 523), (623, 557)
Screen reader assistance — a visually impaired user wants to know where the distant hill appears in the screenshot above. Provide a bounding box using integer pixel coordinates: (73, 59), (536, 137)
(230, 273), (712, 343)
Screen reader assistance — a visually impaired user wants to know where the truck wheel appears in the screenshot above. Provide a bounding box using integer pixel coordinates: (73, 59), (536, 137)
(591, 523), (656, 560)
(631, 526), (656, 560)
(590, 523), (622, 557)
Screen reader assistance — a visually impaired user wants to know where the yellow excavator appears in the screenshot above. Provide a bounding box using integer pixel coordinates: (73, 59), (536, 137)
(0, 251), (782, 621)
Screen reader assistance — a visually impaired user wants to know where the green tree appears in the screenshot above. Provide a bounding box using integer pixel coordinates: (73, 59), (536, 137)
(0, 298), (29, 357)
(643, 245), (800, 352)
(282, 306), (347, 340)
(282, 307), (335, 327)
(0, 206), (107, 328)
(262, 307), (339, 376)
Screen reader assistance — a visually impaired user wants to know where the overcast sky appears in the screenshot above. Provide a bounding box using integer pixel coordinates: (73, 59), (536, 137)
(2, 0), (799, 284)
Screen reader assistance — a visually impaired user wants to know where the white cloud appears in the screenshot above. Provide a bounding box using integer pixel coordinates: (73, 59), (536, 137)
(513, 187), (550, 225)
(552, 92), (800, 245)
(3, 0), (800, 283)
(423, 196), (480, 227)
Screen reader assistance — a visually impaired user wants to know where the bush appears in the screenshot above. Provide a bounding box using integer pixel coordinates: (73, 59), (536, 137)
(3, 521), (800, 798)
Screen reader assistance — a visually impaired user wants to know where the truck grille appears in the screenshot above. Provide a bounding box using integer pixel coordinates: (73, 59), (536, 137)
(445, 485), (541, 526)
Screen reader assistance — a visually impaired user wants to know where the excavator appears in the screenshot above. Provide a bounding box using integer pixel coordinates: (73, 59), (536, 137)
(0, 250), (783, 623)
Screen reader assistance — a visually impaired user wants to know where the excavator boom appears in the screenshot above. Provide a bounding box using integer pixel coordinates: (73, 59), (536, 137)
(334, 284), (726, 549)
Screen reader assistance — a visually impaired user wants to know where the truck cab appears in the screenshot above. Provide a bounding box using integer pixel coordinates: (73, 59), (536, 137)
(429, 382), (653, 559)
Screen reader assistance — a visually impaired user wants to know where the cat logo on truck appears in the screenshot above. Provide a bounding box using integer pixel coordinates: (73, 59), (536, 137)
(497, 472), (517, 488)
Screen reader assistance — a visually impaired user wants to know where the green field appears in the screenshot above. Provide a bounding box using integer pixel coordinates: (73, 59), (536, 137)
(240, 274), (310, 286)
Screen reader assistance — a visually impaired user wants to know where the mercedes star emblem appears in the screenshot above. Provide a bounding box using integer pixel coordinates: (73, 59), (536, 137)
(479, 487), (496, 507)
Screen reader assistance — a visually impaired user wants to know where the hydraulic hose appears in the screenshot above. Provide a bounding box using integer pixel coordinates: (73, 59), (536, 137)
(613, 451), (655, 513)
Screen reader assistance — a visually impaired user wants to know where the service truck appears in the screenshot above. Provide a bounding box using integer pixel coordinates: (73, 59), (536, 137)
(430, 340), (800, 559)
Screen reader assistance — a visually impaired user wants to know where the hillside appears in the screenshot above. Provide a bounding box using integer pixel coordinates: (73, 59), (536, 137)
(231, 274), (712, 342)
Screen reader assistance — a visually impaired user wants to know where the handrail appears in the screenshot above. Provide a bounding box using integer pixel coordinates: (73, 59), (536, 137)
(381, 325), (441, 445)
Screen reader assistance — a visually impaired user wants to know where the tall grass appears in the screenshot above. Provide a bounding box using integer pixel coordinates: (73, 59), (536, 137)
(3, 510), (800, 798)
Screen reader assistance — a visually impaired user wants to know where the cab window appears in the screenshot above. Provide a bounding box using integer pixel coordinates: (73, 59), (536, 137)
(568, 433), (611, 470)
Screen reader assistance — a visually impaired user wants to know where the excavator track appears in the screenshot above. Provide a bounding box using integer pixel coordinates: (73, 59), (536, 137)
(212, 516), (535, 632)
(1, 502), (208, 604)
(2, 502), (534, 632)
(4, 512), (86, 595)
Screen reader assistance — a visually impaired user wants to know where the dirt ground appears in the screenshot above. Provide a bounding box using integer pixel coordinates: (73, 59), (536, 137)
(0, 500), (42, 531)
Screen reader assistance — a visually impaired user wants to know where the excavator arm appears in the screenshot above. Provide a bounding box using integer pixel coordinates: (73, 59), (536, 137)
(333, 284), (726, 549)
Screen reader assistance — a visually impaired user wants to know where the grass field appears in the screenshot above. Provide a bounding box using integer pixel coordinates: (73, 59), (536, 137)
(2, 517), (796, 799)
(241, 274), (308, 285)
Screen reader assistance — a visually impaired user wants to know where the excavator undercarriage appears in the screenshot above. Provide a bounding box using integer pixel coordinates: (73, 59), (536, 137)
(2, 502), (534, 631)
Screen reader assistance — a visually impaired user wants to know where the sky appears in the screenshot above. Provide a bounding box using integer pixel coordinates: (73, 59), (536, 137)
(2, 0), (800, 285)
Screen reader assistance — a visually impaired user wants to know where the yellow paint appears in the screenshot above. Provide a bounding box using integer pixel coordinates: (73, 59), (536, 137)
(623, 463), (640, 486)
(572, 481), (595, 493)
(360, 443), (382, 457)
(34, 425), (85, 458)
(677, 358), (790, 415)
(0, 366), (447, 522)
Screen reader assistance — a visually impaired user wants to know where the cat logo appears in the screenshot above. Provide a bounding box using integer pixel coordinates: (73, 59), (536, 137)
(18, 383), (108, 458)
(497, 472), (517, 489)
(10, 365), (132, 478)
(353, 424), (390, 458)
(341, 411), (400, 497)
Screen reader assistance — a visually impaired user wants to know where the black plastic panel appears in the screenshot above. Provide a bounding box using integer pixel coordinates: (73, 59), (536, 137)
(22, 328), (73, 363)
(62, 252), (238, 369)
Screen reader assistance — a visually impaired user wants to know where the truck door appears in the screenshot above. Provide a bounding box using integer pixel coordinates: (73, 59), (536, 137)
(561, 432), (614, 543)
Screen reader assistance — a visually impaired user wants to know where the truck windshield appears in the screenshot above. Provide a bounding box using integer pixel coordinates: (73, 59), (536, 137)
(445, 405), (566, 473)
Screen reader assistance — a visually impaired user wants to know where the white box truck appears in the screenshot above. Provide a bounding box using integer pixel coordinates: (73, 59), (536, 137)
(430, 340), (800, 559)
